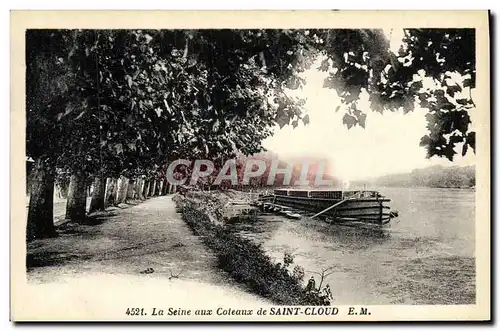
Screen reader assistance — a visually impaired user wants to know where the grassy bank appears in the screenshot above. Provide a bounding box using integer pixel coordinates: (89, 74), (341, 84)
(174, 192), (331, 306)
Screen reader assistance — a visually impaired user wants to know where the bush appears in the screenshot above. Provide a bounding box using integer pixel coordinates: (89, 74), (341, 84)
(174, 191), (228, 223)
(176, 195), (331, 306)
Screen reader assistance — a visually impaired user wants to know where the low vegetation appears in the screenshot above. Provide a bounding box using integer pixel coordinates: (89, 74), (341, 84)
(174, 193), (332, 305)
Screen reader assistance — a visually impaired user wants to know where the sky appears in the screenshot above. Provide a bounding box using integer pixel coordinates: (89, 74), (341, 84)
(262, 31), (476, 181)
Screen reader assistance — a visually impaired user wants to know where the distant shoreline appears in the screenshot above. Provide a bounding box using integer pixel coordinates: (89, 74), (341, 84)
(351, 165), (475, 191)
(352, 185), (475, 190)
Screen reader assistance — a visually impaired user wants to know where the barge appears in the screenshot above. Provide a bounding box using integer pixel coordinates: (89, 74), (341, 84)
(259, 189), (398, 226)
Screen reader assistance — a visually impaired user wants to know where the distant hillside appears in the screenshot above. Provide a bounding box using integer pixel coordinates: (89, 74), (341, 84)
(354, 165), (475, 189)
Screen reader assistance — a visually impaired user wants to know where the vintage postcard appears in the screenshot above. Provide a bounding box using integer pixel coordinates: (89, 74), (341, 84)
(10, 10), (490, 322)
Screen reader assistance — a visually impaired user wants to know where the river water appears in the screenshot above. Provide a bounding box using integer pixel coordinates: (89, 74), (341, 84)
(226, 187), (475, 305)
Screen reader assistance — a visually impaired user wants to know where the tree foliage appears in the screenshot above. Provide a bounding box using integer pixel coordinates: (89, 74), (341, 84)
(309, 29), (476, 161)
(27, 28), (476, 181)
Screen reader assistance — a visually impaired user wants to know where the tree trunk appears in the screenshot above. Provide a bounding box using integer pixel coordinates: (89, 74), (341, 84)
(116, 176), (129, 204)
(142, 180), (147, 198)
(148, 181), (152, 196)
(160, 180), (165, 195)
(65, 171), (87, 223)
(137, 179), (145, 200)
(26, 159), (57, 241)
(115, 177), (123, 203)
(126, 179), (136, 200)
(157, 180), (162, 195)
(144, 181), (151, 198)
(105, 178), (118, 207)
(111, 178), (119, 204)
(89, 175), (106, 213)
(150, 180), (156, 197)
(158, 180), (164, 196)
(141, 179), (146, 199)
(122, 178), (129, 201)
(26, 162), (35, 196)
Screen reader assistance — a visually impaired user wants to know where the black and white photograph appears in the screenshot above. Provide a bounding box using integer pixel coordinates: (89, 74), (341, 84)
(10, 10), (490, 322)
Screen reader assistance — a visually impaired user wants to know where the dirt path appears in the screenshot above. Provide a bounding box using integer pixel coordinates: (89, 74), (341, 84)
(26, 195), (270, 310)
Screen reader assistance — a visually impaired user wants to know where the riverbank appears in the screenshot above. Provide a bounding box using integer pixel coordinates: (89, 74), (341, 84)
(173, 192), (332, 306)
(26, 196), (269, 308)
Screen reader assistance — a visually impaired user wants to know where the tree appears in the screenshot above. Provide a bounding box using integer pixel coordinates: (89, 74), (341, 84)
(160, 29), (476, 161)
(26, 29), (298, 235)
(26, 30), (78, 240)
(311, 29), (476, 161)
(307, 266), (336, 292)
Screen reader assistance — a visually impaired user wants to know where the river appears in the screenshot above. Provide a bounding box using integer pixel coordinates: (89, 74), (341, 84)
(226, 187), (476, 305)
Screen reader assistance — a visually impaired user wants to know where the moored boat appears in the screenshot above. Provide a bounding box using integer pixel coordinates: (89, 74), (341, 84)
(263, 189), (397, 226)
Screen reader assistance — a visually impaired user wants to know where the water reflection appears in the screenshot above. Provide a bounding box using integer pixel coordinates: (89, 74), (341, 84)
(299, 218), (392, 249)
(227, 214), (285, 243)
(227, 212), (392, 252)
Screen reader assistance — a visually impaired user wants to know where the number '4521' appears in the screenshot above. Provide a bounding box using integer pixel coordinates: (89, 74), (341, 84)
(126, 308), (146, 316)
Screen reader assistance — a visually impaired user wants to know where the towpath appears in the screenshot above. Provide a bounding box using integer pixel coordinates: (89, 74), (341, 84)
(24, 196), (269, 319)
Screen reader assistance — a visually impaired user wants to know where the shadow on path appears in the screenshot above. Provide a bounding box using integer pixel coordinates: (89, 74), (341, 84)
(26, 195), (268, 304)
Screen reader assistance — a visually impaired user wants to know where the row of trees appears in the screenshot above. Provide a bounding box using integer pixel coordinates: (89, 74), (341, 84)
(26, 28), (476, 240)
(26, 161), (178, 207)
